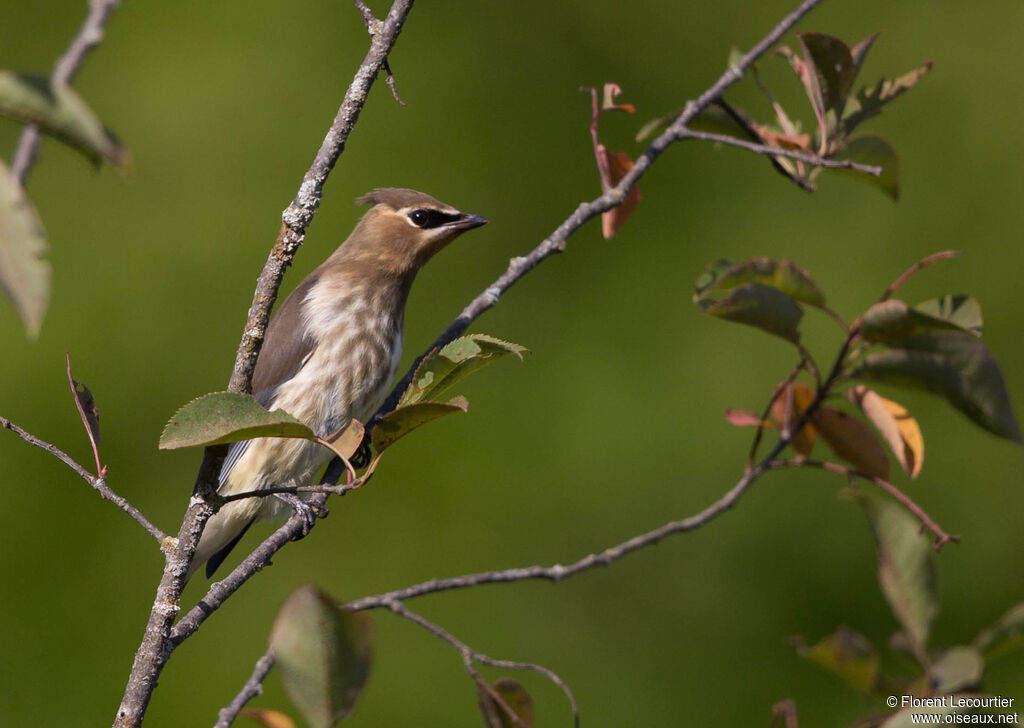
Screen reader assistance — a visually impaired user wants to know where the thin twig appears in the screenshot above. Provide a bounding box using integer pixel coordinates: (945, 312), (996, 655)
(114, 4), (416, 726)
(345, 274), (858, 614)
(678, 128), (883, 175)
(169, 494), (330, 648)
(384, 599), (580, 728)
(773, 459), (958, 548)
(352, 0), (379, 30)
(12, 0), (123, 183)
(344, 453), (775, 611)
(747, 358), (808, 466)
(714, 100), (816, 191)
(214, 653), (275, 728)
(879, 250), (960, 302)
(0, 415), (166, 542)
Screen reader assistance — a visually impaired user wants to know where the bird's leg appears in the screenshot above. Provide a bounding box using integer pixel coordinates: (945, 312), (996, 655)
(274, 493), (322, 536)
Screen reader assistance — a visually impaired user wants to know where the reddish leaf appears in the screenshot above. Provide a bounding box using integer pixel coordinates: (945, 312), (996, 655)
(813, 406), (890, 479)
(598, 147), (641, 238)
(724, 408), (771, 428)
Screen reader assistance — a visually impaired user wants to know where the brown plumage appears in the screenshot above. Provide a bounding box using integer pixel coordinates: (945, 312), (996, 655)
(191, 188), (487, 579)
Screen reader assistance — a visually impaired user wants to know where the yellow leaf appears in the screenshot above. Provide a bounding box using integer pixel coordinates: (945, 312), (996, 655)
(848, 385), (924, 478)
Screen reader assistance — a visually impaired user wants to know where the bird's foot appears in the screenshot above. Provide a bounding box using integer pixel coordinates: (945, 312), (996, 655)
(274, 493), (321, 536)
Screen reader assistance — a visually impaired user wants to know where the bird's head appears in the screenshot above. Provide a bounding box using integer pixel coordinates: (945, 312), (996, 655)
(335, 188), (488, 276)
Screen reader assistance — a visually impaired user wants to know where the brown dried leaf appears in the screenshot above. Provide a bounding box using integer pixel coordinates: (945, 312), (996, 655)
(770, 382), (817, 456)
(598, 147), (640, 238)
(848, 385), (924, 478)
(813, 406), (890, 480)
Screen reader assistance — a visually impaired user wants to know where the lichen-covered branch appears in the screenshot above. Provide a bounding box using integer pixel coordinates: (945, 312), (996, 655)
(112, 3), (415, 726)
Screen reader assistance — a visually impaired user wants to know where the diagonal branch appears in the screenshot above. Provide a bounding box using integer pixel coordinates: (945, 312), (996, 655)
(714, 100), (816, 192)
(113, 3), (416, 727)
(366, 0), (827, 432)
(384, 599), (579, 728)
(12, 0), (123, 183)
(0, 414), (166, 542)
(214, 653), (276, 728)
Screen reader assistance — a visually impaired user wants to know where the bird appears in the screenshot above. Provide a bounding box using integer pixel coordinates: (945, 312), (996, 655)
(190, 188), (488, 579)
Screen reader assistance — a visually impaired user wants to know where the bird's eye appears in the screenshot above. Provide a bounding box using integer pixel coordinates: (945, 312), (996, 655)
(408, 208), (461, 229)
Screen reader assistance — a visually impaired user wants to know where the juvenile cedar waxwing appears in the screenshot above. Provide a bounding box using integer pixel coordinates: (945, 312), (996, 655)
(191, 188), (488, 579)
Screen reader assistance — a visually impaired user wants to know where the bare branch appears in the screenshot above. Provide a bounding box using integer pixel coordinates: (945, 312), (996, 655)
(169, 494), (329, 648)
(214, 653), (275, 728)
(114, 3), (416, 726)
(228, 0), (414, 395)
(773, 458), (959, 548)
(367, 0), (827, 432)
(12, 0), (123, 183)
(0, 414), (166, 542)
(714, 100), (816, 192)
(678, 128), (883, 175)
(384, 599), (580, 728)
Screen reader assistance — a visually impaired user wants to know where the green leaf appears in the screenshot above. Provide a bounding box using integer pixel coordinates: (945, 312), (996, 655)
(861, 299), (967, 343)
(973, 601), (1024, 657)
(0, 158), (49, 337)
(477, 677), (535, 728)
(371, 397), (469, 453)
(694, 257), (825, 307)
(831, 135), (900, 200)
(929, 645), (984, 693)
(915, 294), (982, 337)
(269, 585), (373, 728)
(698, 283), (803, 344)
(794, 625), (879, 692)
(798, 33), (856, 135)
(688, 104), (751, 140)
(856, 491), (939, 654)
(158, 391), (317, 450)
(842, 62), (933, 139)
(399, 334), (526, 407)
(851, 331), (1022, 443)
(0, 71), (126, 168)
(849, 31), (881, 81)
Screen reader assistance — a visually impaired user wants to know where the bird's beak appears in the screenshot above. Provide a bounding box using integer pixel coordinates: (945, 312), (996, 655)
(451, 213), (489, 231)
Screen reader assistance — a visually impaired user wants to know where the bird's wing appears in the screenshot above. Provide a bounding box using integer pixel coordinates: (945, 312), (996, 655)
(251, 273), (320, 402)
(218, 273), (320, 489)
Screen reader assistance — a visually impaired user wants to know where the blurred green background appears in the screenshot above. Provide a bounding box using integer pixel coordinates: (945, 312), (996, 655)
(2, 0), (1022, 725)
